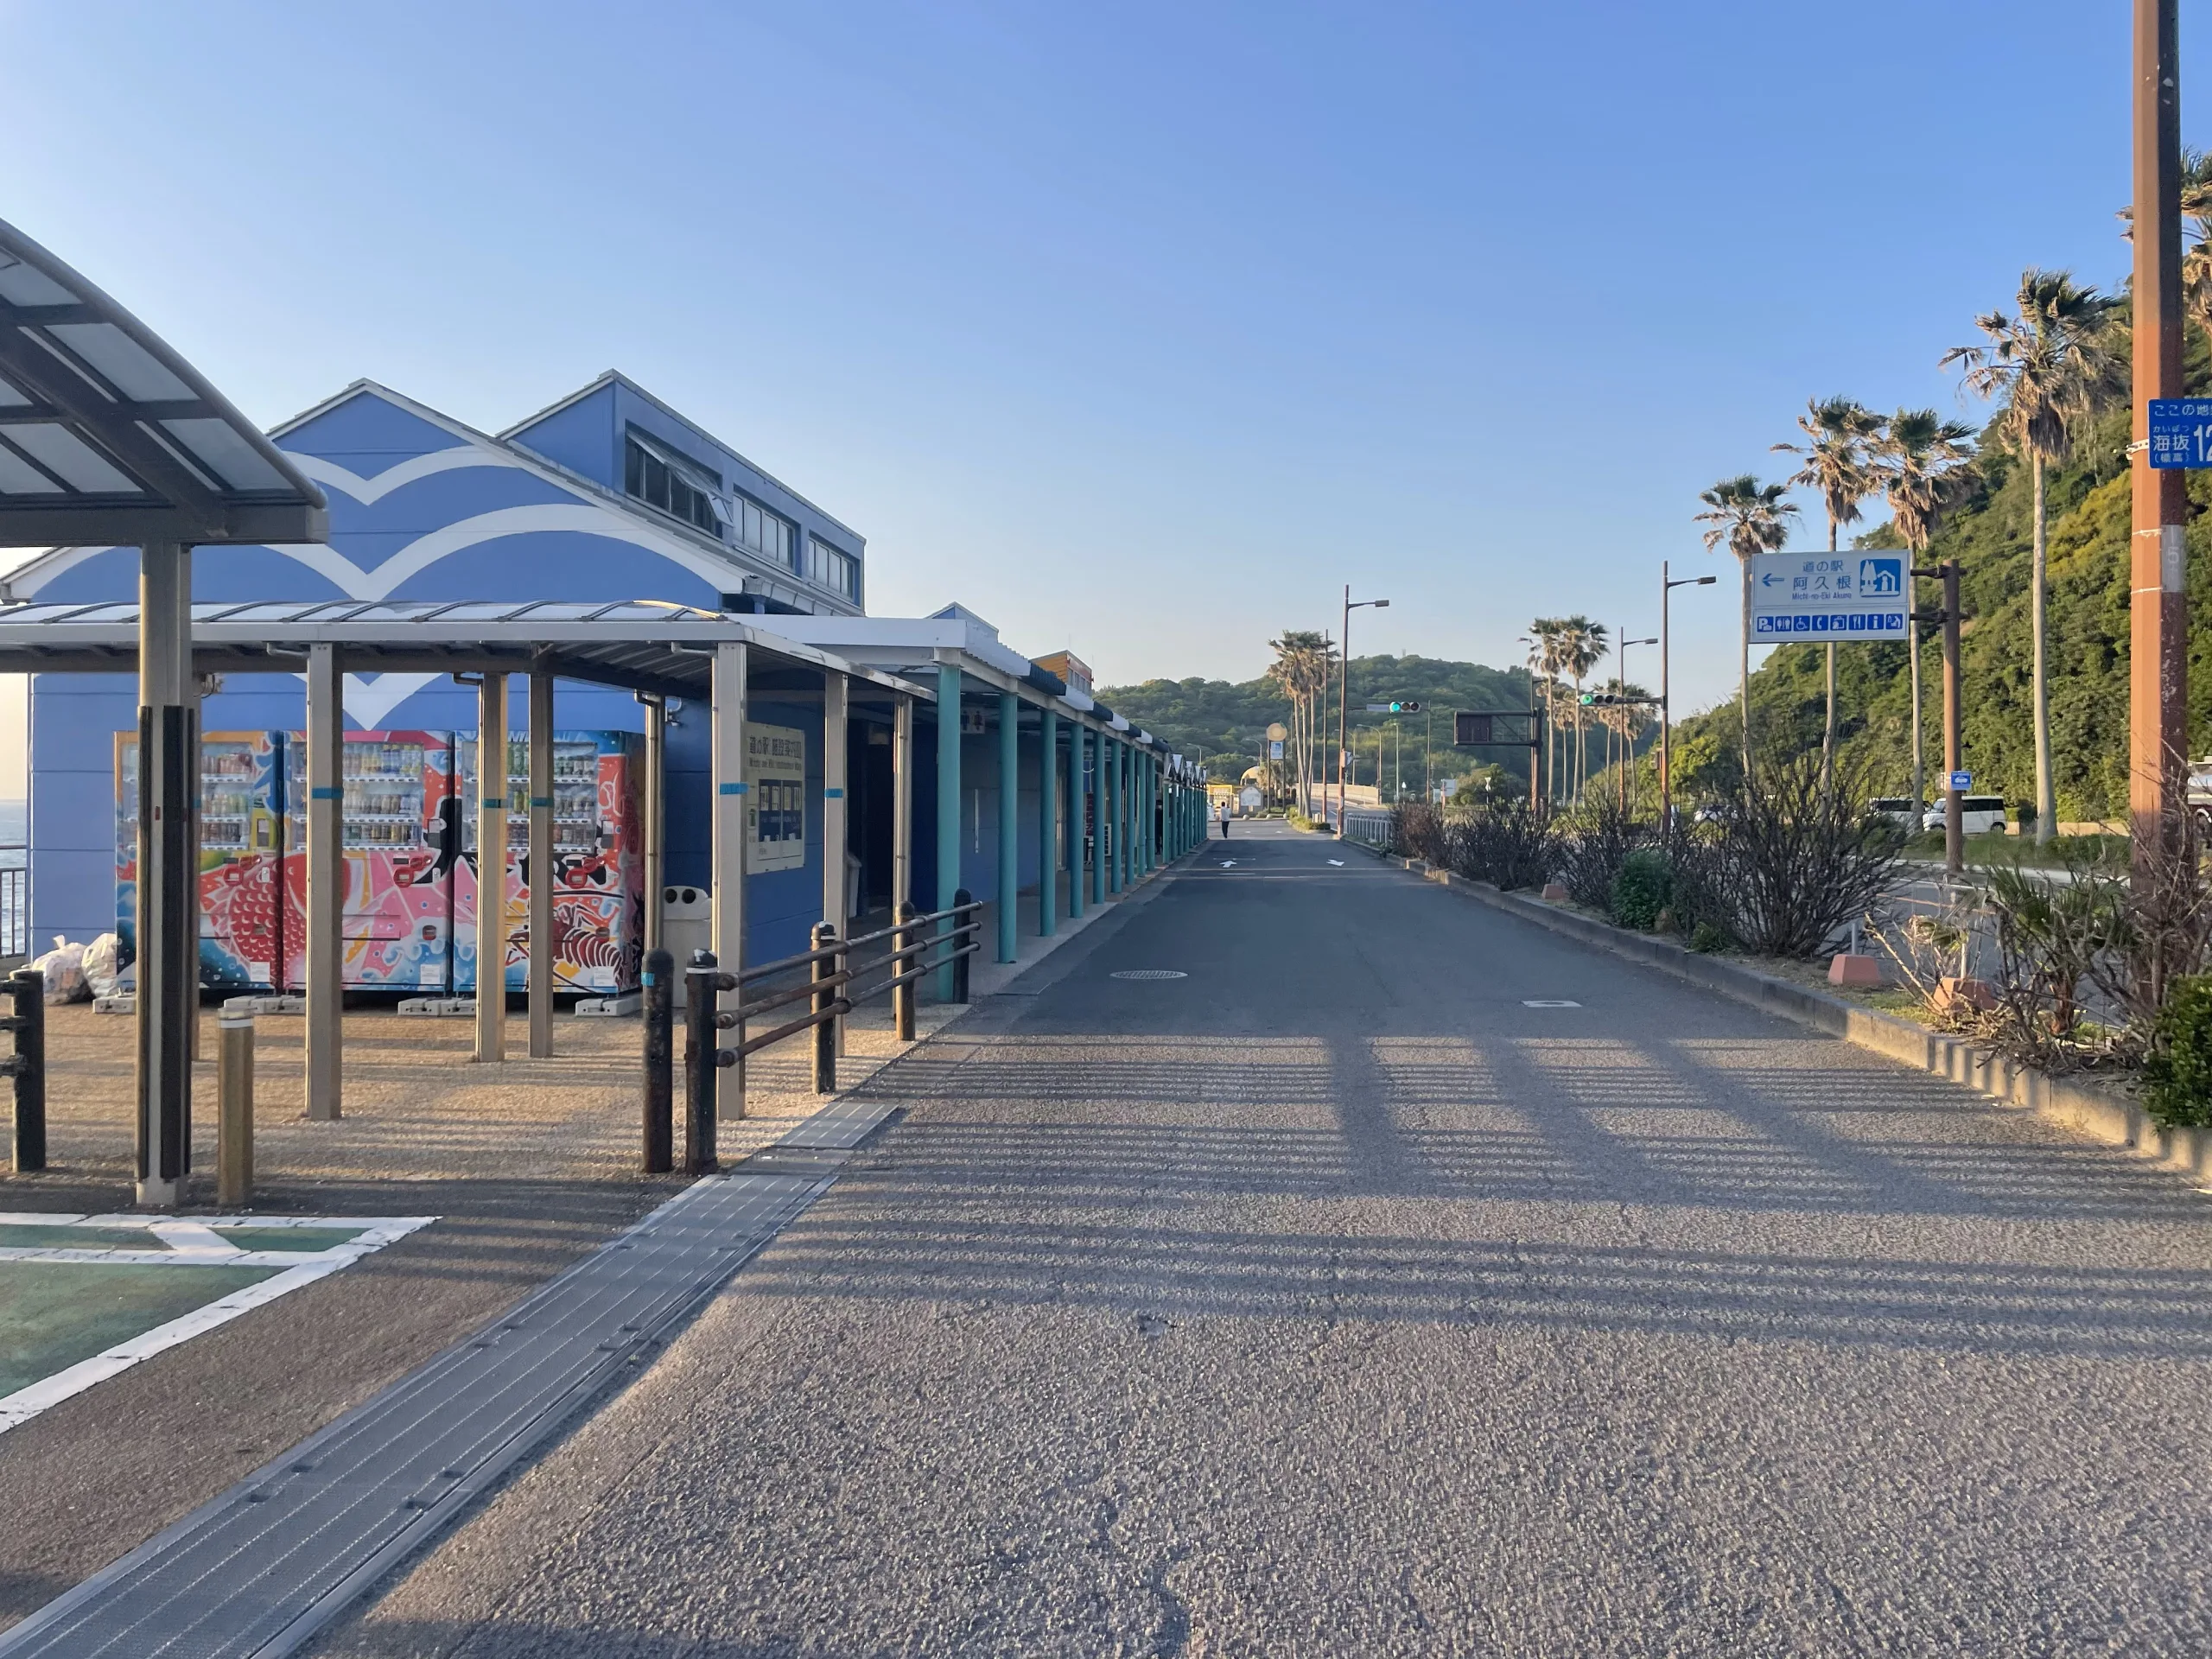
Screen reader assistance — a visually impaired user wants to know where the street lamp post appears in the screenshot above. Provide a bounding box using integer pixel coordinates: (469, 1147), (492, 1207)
(1337, 587), (1389, 837)
(1616, 632), (1657, 815)
(1660, 563), (1719, 831)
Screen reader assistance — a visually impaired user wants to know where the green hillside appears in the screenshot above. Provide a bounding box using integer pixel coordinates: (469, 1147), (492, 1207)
(1663, 399), (2212, 821)
(1101, 652), (1536, 786)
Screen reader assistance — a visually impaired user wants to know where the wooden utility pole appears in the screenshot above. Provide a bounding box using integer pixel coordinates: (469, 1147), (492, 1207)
(2133, 0), (2187, 872)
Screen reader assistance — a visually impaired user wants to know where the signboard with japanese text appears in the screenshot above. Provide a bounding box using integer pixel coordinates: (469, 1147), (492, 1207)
(1750, 552), (1909, 642)
(2147, 398), (2212, 468)
(745, 721), (807, 873)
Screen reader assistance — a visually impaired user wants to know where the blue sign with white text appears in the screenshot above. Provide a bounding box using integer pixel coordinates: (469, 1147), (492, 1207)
(1749, 553), (1909, 640)
(2148, 399), (2212, 468)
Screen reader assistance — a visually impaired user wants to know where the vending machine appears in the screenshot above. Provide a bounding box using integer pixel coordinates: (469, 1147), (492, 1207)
(276, 731), (461, 992)
(116, 730), (289, 991)
(454, 731), (643, 996)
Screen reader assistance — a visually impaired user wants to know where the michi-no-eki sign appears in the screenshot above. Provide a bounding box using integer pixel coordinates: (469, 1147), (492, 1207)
(2147, 399), (2212, 468)
(1749, 552), (1909, 641)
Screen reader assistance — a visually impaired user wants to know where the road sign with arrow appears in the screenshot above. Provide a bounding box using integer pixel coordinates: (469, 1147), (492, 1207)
(1750, 552), (1908, 641)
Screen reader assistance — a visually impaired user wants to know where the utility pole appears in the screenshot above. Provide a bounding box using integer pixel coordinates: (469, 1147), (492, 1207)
(2133, 0), (2188, 892)
(1338, 588), (1389, 836)
(1942, 561), (1963, 877)
(1616, 632), (1656, 816)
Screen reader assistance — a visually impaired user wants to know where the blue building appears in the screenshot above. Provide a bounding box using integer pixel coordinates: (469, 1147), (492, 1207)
(11, 373), (873, 959)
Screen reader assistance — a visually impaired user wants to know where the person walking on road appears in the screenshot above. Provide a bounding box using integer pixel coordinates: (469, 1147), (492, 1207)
(1217, 800), (1232, 838)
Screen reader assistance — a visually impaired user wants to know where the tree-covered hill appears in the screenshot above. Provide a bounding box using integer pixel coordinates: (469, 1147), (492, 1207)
(1101, 652), (1535, 785)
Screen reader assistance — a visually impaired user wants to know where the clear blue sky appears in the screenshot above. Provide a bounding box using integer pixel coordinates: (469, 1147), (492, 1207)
(0, 0), (2201, 728)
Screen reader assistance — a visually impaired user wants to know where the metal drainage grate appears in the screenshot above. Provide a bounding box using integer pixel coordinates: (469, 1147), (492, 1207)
(0, 1168), (836, 1659)
(1109, 970), (1187, 982)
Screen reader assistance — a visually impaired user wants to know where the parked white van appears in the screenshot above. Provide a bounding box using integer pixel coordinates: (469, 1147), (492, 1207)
(1922, 796), (2008, 835)
(1866, 797), (1923, 831)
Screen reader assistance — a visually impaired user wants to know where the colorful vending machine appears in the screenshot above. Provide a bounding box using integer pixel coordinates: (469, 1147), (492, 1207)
(116, 731), (289, 990)
(276, 731), (461, 991)
(454, 731), (643, 996)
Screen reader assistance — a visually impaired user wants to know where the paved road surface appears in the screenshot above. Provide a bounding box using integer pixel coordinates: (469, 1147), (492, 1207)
(318, 821), (2212, 1656)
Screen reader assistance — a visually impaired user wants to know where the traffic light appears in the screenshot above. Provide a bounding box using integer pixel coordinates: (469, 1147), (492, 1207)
(1389, 700), (1420, 713)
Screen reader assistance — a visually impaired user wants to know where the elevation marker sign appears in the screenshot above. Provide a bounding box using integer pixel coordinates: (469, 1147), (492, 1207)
(1749, 552), (1908, 642)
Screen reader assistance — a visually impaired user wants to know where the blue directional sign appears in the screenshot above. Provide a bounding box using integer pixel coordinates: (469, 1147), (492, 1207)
(2148, 399), (2212, 468)
(1949, 770), (1972, 791)
(1750, 553), (1909, 641)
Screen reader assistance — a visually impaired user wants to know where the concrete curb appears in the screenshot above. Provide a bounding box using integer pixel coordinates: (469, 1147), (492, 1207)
(1354, 841), (2212, 1183)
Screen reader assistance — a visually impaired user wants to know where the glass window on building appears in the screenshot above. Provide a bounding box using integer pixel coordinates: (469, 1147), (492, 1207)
(734, 493), (793, 568)
(623, 429), (722, 537)
(807, 536), (858, 600)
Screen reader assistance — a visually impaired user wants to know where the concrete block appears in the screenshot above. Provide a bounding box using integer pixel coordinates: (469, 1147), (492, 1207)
(1827, 954), (1882, 988)
(1540, 882), (1568, 901)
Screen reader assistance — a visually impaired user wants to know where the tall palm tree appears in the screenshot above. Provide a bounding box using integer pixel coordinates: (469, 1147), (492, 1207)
(1870, 409), (1978, 814)
(1942, 271), (2122, 843)
(1694, 475), (1799, 775)
(1529, 618), (1568, 802)
(1772, 396), (1883, 788)
(1267, 629), (1333, 813)
(1554, 616), (1609, 801)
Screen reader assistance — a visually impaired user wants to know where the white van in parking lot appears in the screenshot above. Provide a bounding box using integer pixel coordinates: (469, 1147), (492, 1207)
(1922, 796), (2008, 835)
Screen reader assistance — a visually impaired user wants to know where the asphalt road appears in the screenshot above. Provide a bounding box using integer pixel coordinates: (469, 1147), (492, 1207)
(318, 821), (2212, 1656)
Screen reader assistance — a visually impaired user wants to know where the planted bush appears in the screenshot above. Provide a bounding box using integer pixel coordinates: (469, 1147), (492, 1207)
(1553, 798), (1656, 912)
(1611, 849), (1672, 930)
(2144, 975), (2212, 1128)
(1447, 798), (1556, 892)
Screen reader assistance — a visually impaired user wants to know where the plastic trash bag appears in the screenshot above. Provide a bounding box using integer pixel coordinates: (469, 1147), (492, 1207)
(81, 931), (122, 999)
(30, 935), (88, 1003)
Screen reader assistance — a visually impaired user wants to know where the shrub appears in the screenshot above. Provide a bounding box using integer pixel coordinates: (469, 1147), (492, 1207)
(1553, 798), (1656, 912)
(2144, 975), (2212, 1128)
(1446, 798), (1556, 892)
(1690, 920), (1728, 954)
(1665, 750), (1903, 959)
(1611, 849), (1672, 930)
(1389, 800), (1450, 864)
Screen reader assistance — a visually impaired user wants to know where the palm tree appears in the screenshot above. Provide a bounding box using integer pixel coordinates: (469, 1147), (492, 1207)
(1694, 475), (1800, 775)
(1554, 616), (1609, 801)
(1772, 397), (1884, 789)
(1529, 618), (1568, 802)
(1870, 410), (1978, 814)
(1267, 629), (1334, 813)
(1942, 271), (2122, 843)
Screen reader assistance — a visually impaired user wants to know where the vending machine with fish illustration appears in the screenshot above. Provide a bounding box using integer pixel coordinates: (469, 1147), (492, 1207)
(276, 731), (462, 992)
(116, 730), (289, 991)
(454, 730), (643, 996)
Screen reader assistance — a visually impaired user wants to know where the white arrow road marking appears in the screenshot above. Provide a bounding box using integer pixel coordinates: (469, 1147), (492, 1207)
(1326, 858), (1344, 866)
(1219, 860), (1237, 868)
(1522, 999), (1583, 1008)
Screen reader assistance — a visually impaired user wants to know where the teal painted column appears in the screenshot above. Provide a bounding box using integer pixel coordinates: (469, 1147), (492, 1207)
(1067, 722), (1084, 918)
(1039, 708), (1058, 937)
(1106, 738), (1122, 894)
(997, 691), (1019, 963)
(1139, 757), (1151, 874)
(936, 663), (963, 1001)
(1090, 729), (1106, 905)
(1119, 742), (1133, 889)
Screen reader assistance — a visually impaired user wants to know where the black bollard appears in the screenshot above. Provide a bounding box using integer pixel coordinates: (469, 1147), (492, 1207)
(683, 950), (718, 1174)
(951, 887), (973, 1005)
(9, 969), (42, 1173)
(810, 923), (837, 1094)
(641, 947), (673, 1173)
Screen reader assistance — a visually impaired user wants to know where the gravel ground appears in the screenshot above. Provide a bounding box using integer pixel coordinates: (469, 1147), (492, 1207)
(310, 821), (2212, 1657)
(0, 983), (971, 1631)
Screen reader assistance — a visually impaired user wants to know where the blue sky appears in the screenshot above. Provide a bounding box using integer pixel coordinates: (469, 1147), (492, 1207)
(0, 0), (2200, 735)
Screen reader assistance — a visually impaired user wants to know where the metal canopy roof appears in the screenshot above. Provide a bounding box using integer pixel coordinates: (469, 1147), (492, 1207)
(0, 598), (926, 702)
(0, 220), (327, 547)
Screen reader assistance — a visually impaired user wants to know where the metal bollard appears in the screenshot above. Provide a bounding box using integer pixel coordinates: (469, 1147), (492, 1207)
(893, 901), (917, 1042)
(8, 969), (43, 1173)
(217, 1007), (254, 1207)
(641, 947), (673, 1173)
(683, 950), (721, 1173)
(810, 923), (838, 1094)
(951, 887), (973, 1005)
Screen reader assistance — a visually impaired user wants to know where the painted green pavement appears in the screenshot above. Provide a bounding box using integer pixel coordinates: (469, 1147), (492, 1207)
(1, 1263), (283, 1397)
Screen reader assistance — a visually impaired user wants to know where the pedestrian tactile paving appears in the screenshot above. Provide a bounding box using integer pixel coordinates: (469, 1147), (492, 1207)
(778, 1090), (902, 1151)
(0, 1170), (831, 1659)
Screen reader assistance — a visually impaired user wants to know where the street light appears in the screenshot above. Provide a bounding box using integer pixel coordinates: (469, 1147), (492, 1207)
(1660, 563), (1719, 830)
(1615, 632), (1657, 814)
(1337, 588), (1389, 837)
